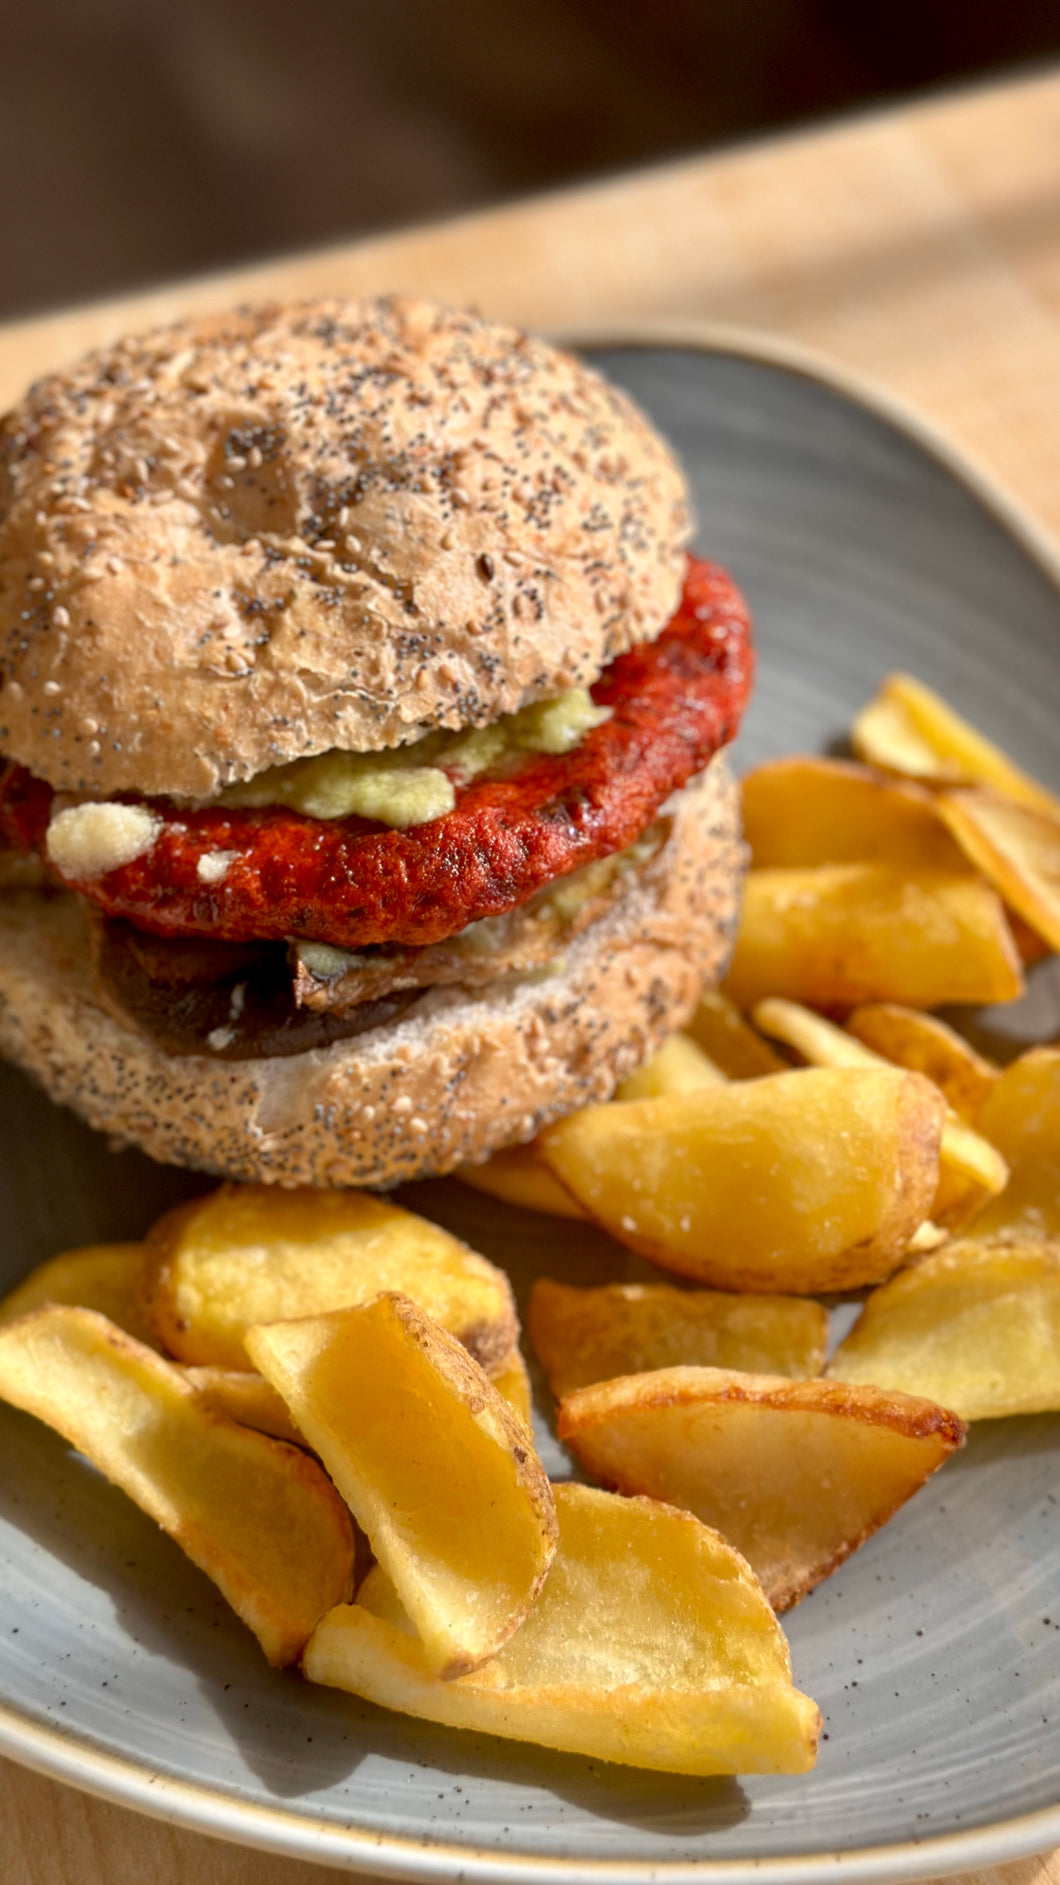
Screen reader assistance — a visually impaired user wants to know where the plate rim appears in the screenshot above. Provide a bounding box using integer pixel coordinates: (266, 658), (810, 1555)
(2, 320), (1059, 1885)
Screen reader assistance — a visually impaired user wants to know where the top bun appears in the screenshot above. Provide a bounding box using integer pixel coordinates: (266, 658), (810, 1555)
(0, 298), (691, 800)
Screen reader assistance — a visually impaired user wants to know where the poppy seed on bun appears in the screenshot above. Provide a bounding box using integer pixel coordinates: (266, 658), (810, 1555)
(0, 298), (750, 1187)
(0, 298), (690, 801)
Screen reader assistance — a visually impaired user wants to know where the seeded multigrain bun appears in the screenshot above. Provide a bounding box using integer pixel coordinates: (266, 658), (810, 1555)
(0, 759), (740, 1187)
(0, 299), (691, 801)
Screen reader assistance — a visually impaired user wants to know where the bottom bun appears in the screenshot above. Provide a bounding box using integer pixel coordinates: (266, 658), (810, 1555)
(0, 756), (742, 1188)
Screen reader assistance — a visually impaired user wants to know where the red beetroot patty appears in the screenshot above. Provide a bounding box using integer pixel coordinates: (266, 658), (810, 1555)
(0, 556), (752, 950)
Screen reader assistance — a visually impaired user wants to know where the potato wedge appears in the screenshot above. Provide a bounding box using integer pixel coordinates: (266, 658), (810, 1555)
(908, 1220), (950, 1255)
(1007, 908), (1052, 966)
(937, 789), (1060, 957)
(852, 672), (1060, 816)
(491, 1347), (534, 1433)
(752, 999), (1008, 1231)
(615, 1032), (726, 1099)
(846, 1003), (999, 1124)
(741, 756), (965, 870)
(684, 989), (787, 1079)
(528, 1280), (827, 1401)
(304, 1481), (821, 1776)
(827, 1241), (1060, 1419)
(929, 1120), (1009, 1233)
(0, 1306), (354, 1664)
(542, 1068), (944, 1292)
(457, 1143), (588, 1219)
(558, 1368), (964, 1611)
(0, 1243), (159, 1347)
(967, 1047), (1060, 1242)
(145, 1183), (517, 1372)
(724, 865), (1023, 1011)
(183, 1367), (305, 1446)
(246, 1294), (557, 1677)
(752, 997), (892, 1075)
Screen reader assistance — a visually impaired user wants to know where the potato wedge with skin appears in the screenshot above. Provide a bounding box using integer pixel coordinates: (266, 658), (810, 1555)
(1007, 908), (1052, 966)
(907, 1220), (950, 1254)
(724, 865), (1023, 1012)
(542, 1068), (944, 1293)
(752, 998), (1008, 1231)
(753, 997), (883, 1074)
(616, 1031), (726, 1099)
(183, 1367), (305, 1446)
(966, 1047), (1060, 1243)
(684, 989), (787, 1079)
(827, 1241), (1060, 1419)
(190, 1350), (527, 1476)
(0, 1243), (159, 1348)
(459, 1037), (725, 1208)
(145, 1183), (517, 1372)
(851, 672), (1060, 817)
(304, 1482), (821, 1777)
(936, 789), (1060, 956)
(246, 1294), (557, 1678)
(846, 1003), (999, 1125)
(558, 1368), (965, 1611)
(457, 1143), (588, 1220)
(491, 1346), (534, 1433)
(0, 1307), (354, 1665)
(528, 1280), (827, 1401)
(741, 756), (966, 870)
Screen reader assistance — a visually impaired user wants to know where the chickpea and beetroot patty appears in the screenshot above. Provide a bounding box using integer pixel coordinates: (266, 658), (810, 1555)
(0, 557), (752, 953)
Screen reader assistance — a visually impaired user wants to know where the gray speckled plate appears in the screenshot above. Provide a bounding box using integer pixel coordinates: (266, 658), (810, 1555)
(2, 332), (1060, 1883)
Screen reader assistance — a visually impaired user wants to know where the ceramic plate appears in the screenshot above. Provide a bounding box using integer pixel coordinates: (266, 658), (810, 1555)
(1, 335), (1059, 1883)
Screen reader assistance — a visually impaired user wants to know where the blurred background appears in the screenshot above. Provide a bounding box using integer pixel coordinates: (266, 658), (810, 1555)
(2, 0), (1058, 321)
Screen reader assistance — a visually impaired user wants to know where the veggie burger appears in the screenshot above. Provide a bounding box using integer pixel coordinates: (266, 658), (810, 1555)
(0, 298), (752, 1185)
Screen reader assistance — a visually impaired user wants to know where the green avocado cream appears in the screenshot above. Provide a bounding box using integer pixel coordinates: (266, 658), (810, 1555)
(221, 687), (611, 830)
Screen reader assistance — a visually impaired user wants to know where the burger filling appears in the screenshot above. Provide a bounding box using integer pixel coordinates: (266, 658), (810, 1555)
(218, 685), (614, 830)
(0, 557), (753, 1058)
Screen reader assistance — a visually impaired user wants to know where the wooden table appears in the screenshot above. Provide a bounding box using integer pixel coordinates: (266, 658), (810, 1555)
(3, 62), (1060, 1885)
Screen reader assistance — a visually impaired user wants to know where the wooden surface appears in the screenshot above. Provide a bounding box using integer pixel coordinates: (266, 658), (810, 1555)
(3, 61), (1060, 1885)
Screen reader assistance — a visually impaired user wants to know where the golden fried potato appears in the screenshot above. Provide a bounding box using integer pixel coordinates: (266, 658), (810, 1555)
(1007, 909), (1052, 966)
(930, 1117), (1008, 1231)
(183, 1367), (304, 1446)
(852, 672), (1060, 816)
(558, 1368), (964, 1610)
(741, 756), (965, 870)
(458, 1033), (739, 1218)
(937, 789), (1060, 957)
(145, 1184), (517, 1372)
(966, 1047), (1060, 1242)
(246, 1294), (557, 1677)
(684, 989), (787, 1079)
(752, 999), (1007, 1231)
(724, 865), (1023, 1012)
(0, 1243), (159, 1347)
(827, 1241), (1060, 1419)
(0, 1307), (353, 1664)
(491, 1347), (534, 1432)
(541, 1068), (945, 1293)
(615, 1032), (726, 1099)
(907, 1220), (950, 1254)
(528, 1280), (827, 1401)
(457, 1143), (588, 1219)
(752, 998), (888, 1075)
(304, 1482), (821, 1776)
(846, 1003), (999, 1124)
